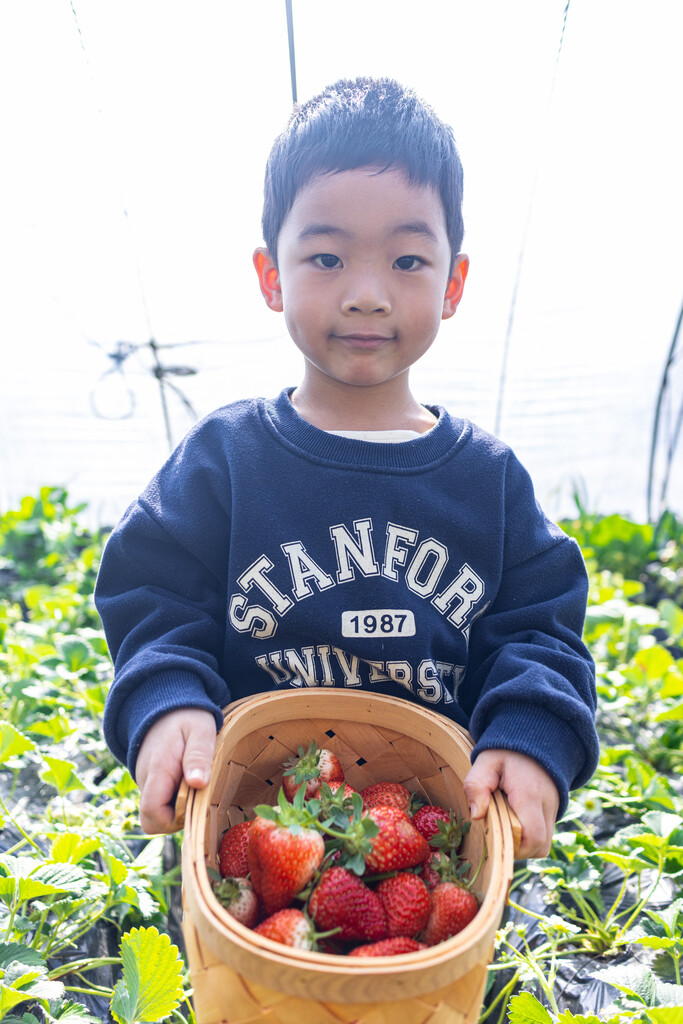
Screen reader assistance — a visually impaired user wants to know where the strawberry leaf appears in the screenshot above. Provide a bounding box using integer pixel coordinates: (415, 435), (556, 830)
(110, 926), (183, 1024)
(344, 851), (366, 876)
(253, 803), (277, 821)
(0, 722), (35, 766)
(506, 992), (553, 1023)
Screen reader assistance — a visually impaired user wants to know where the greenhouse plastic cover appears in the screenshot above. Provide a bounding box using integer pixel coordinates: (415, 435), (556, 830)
(1, 2), (682, 529)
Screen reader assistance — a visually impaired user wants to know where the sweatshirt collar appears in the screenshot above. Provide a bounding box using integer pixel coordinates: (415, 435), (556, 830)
(261, 388), (469, 471)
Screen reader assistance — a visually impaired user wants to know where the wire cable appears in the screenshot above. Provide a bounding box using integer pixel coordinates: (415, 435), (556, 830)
(647, 297), (683, 522)
(285, 0), (298, 104)
(494, 0), (571, 436)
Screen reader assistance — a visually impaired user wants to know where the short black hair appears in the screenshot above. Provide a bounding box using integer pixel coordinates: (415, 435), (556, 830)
(261, 77), (464, 269)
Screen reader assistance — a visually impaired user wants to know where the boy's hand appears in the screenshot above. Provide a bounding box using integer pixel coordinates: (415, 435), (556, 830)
(135, 708), (217, 834)
(463, 749), (559, 859)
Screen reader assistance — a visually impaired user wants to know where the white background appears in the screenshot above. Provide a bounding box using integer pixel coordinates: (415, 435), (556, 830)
(1, 1), (681, 527)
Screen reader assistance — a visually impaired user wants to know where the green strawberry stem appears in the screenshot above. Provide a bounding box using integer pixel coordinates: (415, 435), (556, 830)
(313, 925), (343, 941)
(360, 869), (401, 884)
(464, 844), (487, 895)
(283, 740), (322, 783)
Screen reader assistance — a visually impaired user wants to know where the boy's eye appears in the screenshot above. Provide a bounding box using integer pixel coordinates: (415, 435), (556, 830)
(394, 255), (424, 271)
(312, 253), (341, 269)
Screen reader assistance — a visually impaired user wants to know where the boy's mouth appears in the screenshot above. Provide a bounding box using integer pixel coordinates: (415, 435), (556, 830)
(335, 332), (395, 347)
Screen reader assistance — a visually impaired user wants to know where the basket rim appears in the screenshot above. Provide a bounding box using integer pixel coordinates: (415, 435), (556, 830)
(183, 688), (515, 981)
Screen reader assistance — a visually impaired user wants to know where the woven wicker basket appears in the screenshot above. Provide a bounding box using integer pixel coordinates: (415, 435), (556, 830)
(179, 689), (519, 1024)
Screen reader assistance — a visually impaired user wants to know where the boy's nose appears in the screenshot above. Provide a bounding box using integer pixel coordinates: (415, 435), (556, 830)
(341, 273), (392, 315)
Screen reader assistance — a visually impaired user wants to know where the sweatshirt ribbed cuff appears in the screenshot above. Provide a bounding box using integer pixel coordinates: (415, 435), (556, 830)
(470, 700), (589, 818)
(103, 670), (224, 780)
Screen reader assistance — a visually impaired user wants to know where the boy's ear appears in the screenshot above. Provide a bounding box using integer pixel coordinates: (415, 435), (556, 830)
(442, 255), (469, 320)
(253, 248), (283, 312)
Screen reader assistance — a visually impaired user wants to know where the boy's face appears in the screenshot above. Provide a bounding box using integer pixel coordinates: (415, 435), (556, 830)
(254, 167), (468, 399)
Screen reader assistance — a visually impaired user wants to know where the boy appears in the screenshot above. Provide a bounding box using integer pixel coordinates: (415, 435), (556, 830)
(95, 78), (599, 858)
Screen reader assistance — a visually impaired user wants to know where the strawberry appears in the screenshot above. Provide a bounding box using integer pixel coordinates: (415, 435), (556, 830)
(218, 820), (252, 877)
(282, 741), (344, 801)
(376, 872), (431, 938)
(363, 804), (431, 873)
(308, 866), (388, 942)
(210, 875), (259, 928)
(411, 804), (451, 842)
(253, 908), (320, 949)
(420, 848), (472, 890)
(349, 936), (428, 956)
(419, 851), (444, 890)
(328, 781), (358, 800)
(361, 781), (412, 814)
(248, 789), (325, 915)
(413, 806), (470, 855)
(422, 882), (479, 945)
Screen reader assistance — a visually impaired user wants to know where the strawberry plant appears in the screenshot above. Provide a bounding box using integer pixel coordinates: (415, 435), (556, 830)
(2, 489), (683, 1021)
(0, 493), (193, 1023)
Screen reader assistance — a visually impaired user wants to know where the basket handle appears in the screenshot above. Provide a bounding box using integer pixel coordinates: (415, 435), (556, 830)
(172, 780), (190, 831)
(508, 806), (522, 859)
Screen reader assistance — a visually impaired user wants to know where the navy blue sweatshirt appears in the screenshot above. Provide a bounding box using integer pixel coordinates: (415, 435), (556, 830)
(95, 388), (599, 814)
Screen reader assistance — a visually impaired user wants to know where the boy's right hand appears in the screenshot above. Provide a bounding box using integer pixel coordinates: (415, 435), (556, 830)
(135, 708), (217, 834)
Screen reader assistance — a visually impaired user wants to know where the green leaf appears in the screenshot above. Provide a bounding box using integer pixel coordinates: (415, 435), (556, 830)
(0, 943), (45, 970)
(591, 962), (680, 1005)
(27, 714), (75, 743)
(50, 833), (100, 865)
(0, 876), (63, 905)
(633, 644), (675, 681)
(0, 860), (88, 907)
(33, 861), (88, 895)
(634, 935), (678, 950)
(2, 1003), (100, 1024)
(130, 836), (165, 874)
(110, 926), (183, 1024)
(659, 599), (683, 642)
(40, 756), (88, 795)
(0, 958), (64, 1016)
(55, 636), (95, 673)
(599, 850), (651, 873)
(0, 986), (31, 1017)
(50, 1001), (103, 1023)
(649, 1012), (683, 1024)
(0, 723), (35, 765)
(10, 1000), (104, 1024)
(642, 810), (683, 831)
(102, 852), (130, 886)
(656, 702), (683, 722)
(506, 992), (553, 1023)
(557, 1014), (603, 1024)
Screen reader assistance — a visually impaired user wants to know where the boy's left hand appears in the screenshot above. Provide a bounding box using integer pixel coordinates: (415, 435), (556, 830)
(463, 749), (559, 859)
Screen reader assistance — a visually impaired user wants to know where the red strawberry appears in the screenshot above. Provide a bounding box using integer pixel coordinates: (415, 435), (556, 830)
(413, 806), (470, 855)
(328, 781), (358, 800)
(308, 866), (388, 942)
(361, 781), (412, 814)
(253, 908), (319, 949)
(282, 741), (344, 801)
(422, 882), (479, 945)
(420, 849), (470, 891)
(363, 804), (431, 873)
(349, 937), (428, 957)
(218, 820), (252, 877)
(248, 791), (325, 915)
(376, 872), (431, 938)
(211, 875), (259, 928)
(411, 804), (451, 842)
(419, 851), (443, 890)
